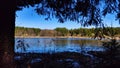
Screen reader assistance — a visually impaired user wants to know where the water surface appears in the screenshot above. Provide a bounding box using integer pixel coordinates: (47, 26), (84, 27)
(15, 38), (105, 53)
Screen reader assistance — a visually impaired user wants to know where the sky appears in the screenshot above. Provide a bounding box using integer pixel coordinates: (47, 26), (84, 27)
(15, 7), (120, 29)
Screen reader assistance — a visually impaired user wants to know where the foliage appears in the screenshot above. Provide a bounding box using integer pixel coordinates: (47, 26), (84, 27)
(15, 27), (41, 36)
(40, 30), (57, 36)
(69, 29), (74, 36)
(55, 27), (68, 36)
(16, 39), (29, 52)
(103, 27), (120, 37)
(15, 27), (120, 37)
(103, 39), (120, 53)
(16, 0), (120, 26)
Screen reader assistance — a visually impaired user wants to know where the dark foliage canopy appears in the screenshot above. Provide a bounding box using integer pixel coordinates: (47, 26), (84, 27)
(16, 0), (120, 26)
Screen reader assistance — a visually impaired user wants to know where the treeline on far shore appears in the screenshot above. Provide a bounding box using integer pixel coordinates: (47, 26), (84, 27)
(15, 26), (120, 37)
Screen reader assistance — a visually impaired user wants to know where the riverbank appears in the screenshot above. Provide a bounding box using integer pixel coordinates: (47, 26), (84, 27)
(15, 36), (92, 39)
(15, 36), (120, 41)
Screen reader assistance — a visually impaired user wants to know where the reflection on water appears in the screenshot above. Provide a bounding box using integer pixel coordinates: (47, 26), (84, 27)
(15, 38), (105, 53)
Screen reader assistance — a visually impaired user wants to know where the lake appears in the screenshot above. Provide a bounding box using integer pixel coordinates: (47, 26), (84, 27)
(15, 38), (105, 53)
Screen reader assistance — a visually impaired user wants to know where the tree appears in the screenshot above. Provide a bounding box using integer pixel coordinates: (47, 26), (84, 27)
(40, 29), (57, 36)
(0, 0), (120, 67)
(69, 29), (74, 36)
(55, 27), (68, 36)
(0, 0), (16, 67)
(15, 27), (41, 36)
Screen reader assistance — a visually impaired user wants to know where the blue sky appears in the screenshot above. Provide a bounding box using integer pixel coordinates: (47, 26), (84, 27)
(15, 7), (120, 29)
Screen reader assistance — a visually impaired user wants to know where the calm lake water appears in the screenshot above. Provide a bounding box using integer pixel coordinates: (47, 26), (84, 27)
(15, 38), (105, 53)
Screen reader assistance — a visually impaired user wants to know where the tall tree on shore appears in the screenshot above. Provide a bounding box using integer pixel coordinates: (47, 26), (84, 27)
(0, 0), (120, 67)
(0, 0), (16, 67)
(55, 27), (68, 36)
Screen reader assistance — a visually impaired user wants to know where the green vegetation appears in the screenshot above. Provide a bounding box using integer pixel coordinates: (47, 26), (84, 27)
(15, 27), (41, 36)
(55, 27), (69, 36)
(69, 28), (94, 37)
(15, 27), (120, 38)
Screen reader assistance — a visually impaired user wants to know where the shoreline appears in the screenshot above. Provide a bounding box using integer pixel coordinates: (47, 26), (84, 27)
(15, 36), (120, 40)
(15, 36), (88, 38)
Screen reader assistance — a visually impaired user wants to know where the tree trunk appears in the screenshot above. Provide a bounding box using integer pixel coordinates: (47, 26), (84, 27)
(0, 0), (16, 68)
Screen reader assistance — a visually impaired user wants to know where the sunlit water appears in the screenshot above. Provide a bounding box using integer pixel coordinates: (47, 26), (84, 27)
(15, 38), (105, 53)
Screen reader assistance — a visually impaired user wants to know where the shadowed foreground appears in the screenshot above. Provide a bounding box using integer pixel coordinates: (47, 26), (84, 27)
(14, 52), (120, 68)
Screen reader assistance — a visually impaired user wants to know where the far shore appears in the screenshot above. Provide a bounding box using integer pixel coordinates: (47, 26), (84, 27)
(15, 36), (91, 39)
(15, 36), (120, 40)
